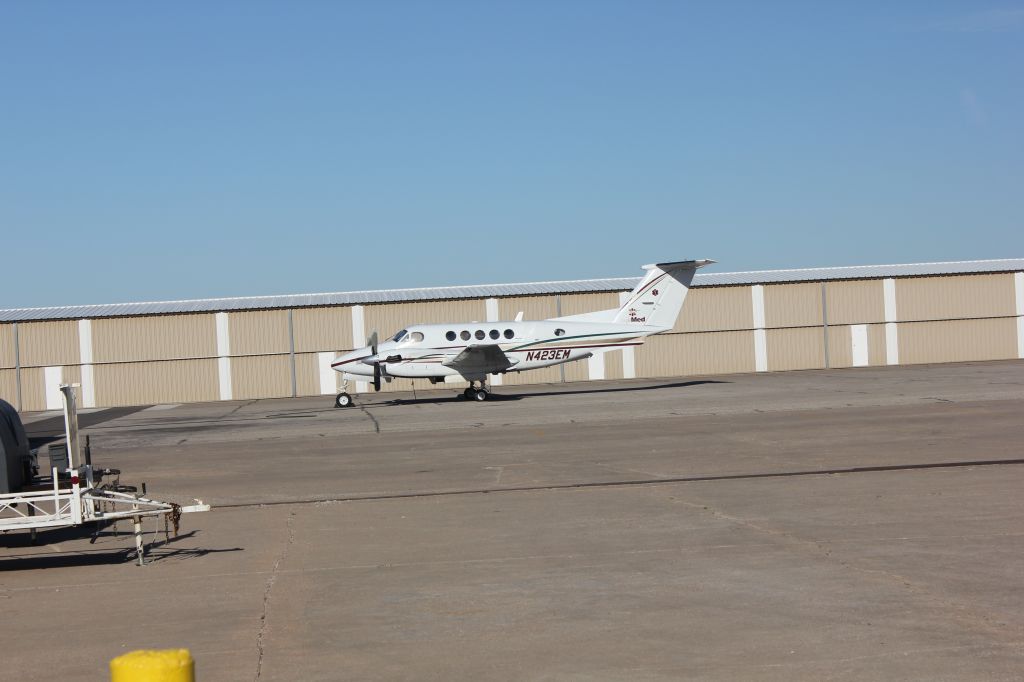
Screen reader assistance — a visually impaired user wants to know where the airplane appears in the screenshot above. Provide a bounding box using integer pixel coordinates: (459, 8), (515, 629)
(330, 259), (714, 406)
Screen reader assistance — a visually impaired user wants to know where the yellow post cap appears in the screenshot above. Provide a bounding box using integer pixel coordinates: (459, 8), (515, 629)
(110, 649), (195, 682)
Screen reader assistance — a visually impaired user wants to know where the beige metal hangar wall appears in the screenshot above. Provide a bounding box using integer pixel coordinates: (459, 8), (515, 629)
(1, 260), (1023, 411)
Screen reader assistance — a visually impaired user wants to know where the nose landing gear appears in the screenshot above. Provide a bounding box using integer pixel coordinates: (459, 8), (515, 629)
(335, 376), (355, 408)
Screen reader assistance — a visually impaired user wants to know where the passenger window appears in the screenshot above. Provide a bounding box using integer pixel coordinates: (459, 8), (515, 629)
(446, 331), (456, 341)
(504, 329), (514, 339)
(475, 330), (485, 340)
(460, 330), (471, 341)
(554, 328), (565, 336)
(489, 329), (500, 340)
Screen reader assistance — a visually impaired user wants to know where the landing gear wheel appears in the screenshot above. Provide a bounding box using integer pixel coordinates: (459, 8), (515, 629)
(335, 392), (353, 408)
(474, 388), (489, 402)
(463, 387), (477, 400)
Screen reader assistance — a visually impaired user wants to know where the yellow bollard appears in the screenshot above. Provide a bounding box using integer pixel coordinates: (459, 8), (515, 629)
(110, 649), (194, 682)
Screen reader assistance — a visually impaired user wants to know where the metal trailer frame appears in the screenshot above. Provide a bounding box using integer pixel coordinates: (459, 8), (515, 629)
(0, 385), (209, 565)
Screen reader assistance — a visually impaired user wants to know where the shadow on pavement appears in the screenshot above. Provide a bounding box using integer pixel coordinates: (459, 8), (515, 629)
(376, 379), (729, 407)
(0, 525), (243, 570)
(25, 405), (153, 449)
(0, 545), (244, 570)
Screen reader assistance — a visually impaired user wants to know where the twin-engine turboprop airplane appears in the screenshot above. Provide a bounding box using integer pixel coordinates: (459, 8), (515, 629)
(331, 259), (714, 406)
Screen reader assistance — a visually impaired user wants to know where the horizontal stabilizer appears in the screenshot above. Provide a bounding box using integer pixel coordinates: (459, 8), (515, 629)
(643, 259), (716, 270)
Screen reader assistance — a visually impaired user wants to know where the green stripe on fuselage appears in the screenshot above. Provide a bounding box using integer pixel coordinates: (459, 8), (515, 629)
(508, 331), (640, 352)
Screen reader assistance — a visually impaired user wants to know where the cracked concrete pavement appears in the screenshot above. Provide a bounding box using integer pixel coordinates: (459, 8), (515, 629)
(2, 361), (1023, 680)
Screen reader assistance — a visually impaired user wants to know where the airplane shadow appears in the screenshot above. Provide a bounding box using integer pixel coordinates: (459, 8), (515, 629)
(378, 379), (729, 406)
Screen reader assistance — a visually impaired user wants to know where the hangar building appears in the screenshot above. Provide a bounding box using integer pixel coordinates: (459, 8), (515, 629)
(1, 259), (1022, 411)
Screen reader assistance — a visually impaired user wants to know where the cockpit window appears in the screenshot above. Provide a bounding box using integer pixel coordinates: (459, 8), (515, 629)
(391, 330), (408, 342)
(410, 332), (424, 342)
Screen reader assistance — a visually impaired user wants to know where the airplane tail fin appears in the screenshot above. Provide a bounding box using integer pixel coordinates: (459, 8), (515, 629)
(612, 260), (714, 329)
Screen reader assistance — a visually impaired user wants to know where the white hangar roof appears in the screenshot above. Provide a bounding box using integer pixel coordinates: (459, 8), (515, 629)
(2, 258), (1022, 322)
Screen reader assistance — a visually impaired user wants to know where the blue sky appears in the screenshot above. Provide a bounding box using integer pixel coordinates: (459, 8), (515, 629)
(2, 2), (1022, 308)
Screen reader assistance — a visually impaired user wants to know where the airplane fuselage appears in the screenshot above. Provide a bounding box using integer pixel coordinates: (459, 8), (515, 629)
(332, 320), (660, 381)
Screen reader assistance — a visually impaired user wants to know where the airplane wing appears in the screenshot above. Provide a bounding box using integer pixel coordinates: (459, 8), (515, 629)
(442, 344), (516, 376)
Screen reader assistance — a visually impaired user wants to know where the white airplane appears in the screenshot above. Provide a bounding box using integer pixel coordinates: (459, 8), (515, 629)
(331, 259), (714, 406)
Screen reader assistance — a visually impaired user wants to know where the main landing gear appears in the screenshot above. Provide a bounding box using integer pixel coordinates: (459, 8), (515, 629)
(334, 378), (493, 407)
(463, 381), (489, 402)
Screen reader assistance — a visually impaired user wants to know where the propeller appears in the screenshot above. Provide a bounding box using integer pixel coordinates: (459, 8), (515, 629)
(368, 330), (381, 392)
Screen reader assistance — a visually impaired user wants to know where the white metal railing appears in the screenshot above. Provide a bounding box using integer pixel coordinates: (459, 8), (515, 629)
(0, 471), (75, 529)
(2, 385), (209, 565)
(1, 466), (209, 529)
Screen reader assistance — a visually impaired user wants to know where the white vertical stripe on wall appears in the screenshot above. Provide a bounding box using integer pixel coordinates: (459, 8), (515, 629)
(1015, 272), (1024, 359)
(351, 305), (366, 347)
(754, 329), (768, 372)
(621, 347), (636, 380)
(883, 278), (899, 365)
(751, 285), (768, 372)
(618, 291), (636, 378)
(485, 298), (503, 386)
(752, 285), (766, 329)
(215, 312), (232, 401)
(851, 324), (869, 367)
(78, 319), (96, 408)
(318, 352), (336, 395)
(350, 305), (367, 393)
(80, 366), (95, 408)
(587, 352), (605, 381)
(44, 366), (63, 410)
